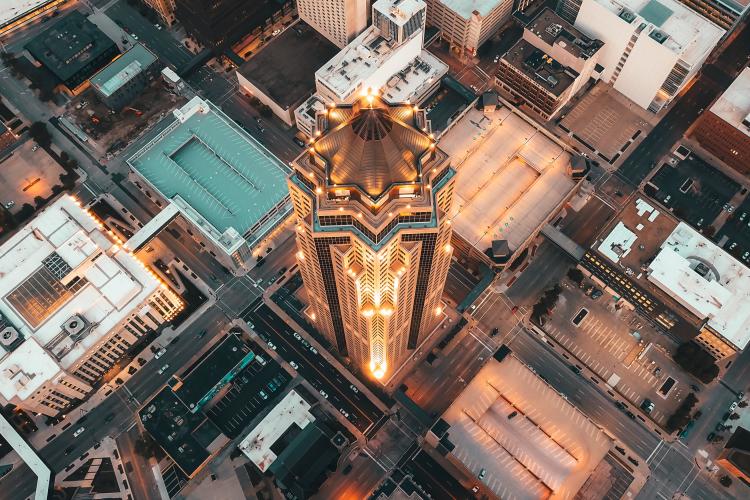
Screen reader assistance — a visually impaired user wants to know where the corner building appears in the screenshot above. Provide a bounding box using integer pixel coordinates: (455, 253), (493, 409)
(289, 94), (455, 381)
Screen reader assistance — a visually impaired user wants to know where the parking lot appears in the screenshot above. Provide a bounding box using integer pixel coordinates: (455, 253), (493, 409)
(204, 345), (291, 438)
(645, 154), (741, 231)
(716, 195), (750, 267)
(541, 276), (688, 427)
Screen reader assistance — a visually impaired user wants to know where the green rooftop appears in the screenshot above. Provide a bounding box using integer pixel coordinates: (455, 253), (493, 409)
(90, 43), (157, 97)
(639, 0), (673, 27)
(128, 98), (290, 240)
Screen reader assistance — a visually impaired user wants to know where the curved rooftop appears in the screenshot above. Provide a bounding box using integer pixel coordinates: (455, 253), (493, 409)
(313, 97), (432, 199)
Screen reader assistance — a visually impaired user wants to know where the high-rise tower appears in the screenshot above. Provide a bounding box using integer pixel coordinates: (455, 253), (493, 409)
(297, 0), (369, 48)
(288, 93), (455, 381)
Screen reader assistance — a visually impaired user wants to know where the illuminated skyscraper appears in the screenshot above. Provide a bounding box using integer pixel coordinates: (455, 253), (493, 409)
(288, 92), (455, 381)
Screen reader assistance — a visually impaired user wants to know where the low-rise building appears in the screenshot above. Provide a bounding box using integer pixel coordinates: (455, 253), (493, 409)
(427, 348), (614, 499)
(586, 196), (750, 359)
(127, 97), (291, 274)
(239, 390), (342, 497)
(236, 22), (339, 127)
(691, 67), (750, 178)
(0, 0), (69, 37)
(0, 123), (16, 151)
(25, 11), (120, 94)
(564, 0), (724, 112)
(496, 8), (603, 120)
(425, 0), (514, 56)
(717, 426), (750, 483)
(90, 43), (160, 111)
(0, 196), (183, 417)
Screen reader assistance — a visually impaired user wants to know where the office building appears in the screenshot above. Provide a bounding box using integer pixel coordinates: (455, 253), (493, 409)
(144, 0), (176, 26)
(0, 123), (16, 151)
(127, 97), (291, 274)
(563, 0), (724, 112)
(675, 0), (749, 31)
(25, 11), (120, 93)
(496, 8), (603, 120)
(237, 22), (338, 126)
(691, 67), (750, 178)
(0, 196), (183, 417)
(297, 0), (369, 48)
(90, 43), (160, 111)
(425, 0), (513, 56)
(289, 94), (456, 381)
(0, 0), (69, 36)
(587, 197), (750, 359)
(296, 0), (446, 136)
(175, 0), (292, 49)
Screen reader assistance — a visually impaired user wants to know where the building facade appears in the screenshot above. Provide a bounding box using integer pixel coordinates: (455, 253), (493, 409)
(425, 0), (513, 56)
(0, 196), (183, 416)
(675, 0), (749, 31)
(0, 0), (69, 37)
(565, 0), (724, 112)
(297, 0), (369, 48)
(289, 94), (456, 381)
(496, 8), (602, 120)
(691, 67), (750, 178)
(145, 0), (176, 27)
(175, 0), (291, 49)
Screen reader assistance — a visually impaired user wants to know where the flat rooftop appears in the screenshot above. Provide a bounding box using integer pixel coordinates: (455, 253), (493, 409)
(174, 333), (254, 411)
(381, 50), (448, 103)
(437, 0), (506, 19)
(442, 353), (611, 499)
(501, 40), (577, 97)
(590, 0), (725, 64)
(709, 67), (750, 138)
(526, 8), (603, 60)
(648, 223), (750, 350)
(127, 97), (290, 249)
(239, 390), (315, 472)
(0, 0), (56, 27)
(90, 43), (158, 98)
(237, 22), (338, 110)
(0, 197), (162, 398)
(24, 11), (118, 84)
(437, 106), (576, 254)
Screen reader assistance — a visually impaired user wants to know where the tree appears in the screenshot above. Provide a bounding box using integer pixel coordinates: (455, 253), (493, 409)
(33, 196), (46, 208)
(29, 122), (51, 148)
(729, 412), (740, 420)
(719, 475), (733, 487)
(259, 104), (273, 118)
(59, 151), (69, 163)
(702, 225), (716, 238)
(673, 342), (719, 383)
(134, 434), (160, 458)
(666, 392), (698, 432)
(567, 268), (584, 286)
(16, 203), (35, 221)
(739, 401), (748, 408)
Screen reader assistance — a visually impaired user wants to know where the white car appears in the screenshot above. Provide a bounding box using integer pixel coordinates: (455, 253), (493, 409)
(73, 427), (85, 438)
(339, 408), (349, 418)
(293, 332), (302, 340)
(154, 347), (166, 359)
(157, 364), (169, 375)
(319, 390), (328, 399)
(267, 341), (277, 350)
(309, 346), (318, 355)
(289, 361), (299, 370)
(349, 384), (359, 394)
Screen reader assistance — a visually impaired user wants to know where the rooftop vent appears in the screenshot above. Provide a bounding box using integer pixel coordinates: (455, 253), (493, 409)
(619, 9), (636, 23)
(63, 314), (89, 340)
(649, 30), (668, 43)
(0, 326), (20, 351)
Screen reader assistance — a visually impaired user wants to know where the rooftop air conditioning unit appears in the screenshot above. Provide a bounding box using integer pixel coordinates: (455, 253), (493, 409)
(0, 326), (20, 350)
(63, 315), (88, 338)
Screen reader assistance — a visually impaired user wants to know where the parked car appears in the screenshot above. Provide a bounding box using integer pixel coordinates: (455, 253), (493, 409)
(478, 468), (486, 480)
(73, 427), (85, 438)
(320, 390), (328, 399)
(349, 384), (359, 394)
(339, 408), (349, 418)
(154, 347), (166, 359)
(309, 346), (318, 355)
(290, 361), (299, 370)
(64, 446), (75, 455)
(293, 332), (302, 340)
(267, 341), (277, 350)
(259, 390), (268, 400)
(157, 364), (169, 375)
(590, 288), (603, 300)
(641, 399), (655, 414)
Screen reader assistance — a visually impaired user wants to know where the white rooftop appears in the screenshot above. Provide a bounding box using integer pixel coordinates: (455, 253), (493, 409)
(0, 338), (62, 401)
(238, 390), (314, 472)
(438, 106), (576, 254)
(598, 198), (659, 263)
(592, 0), (725, 64)
(381, 50), (447, 103)
(648, 222), (750, 349)
(442, 355), (611, 499)
(709, 67), (750, 138)
(373, 0), (426, 23)
(0, 197), (162, 373)
(316, 20), (423, 101)
(435, 0), (507, 18)
(0, 0), (53, 27)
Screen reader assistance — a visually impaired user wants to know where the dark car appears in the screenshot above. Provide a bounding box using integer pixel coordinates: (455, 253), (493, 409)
(590, 289), (603, 300)
(64, 446), (75, 456)
(490, 327), (499, 337)
(625, 411), (636, 420)
(104, 413), (116, 423)
(707, 432), (716, 441)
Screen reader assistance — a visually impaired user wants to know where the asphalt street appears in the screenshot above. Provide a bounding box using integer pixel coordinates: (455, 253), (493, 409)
(241, 302), (384, 433)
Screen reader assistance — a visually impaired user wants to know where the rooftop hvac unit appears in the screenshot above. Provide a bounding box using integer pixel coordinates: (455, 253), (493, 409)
(0, 326), (20, 351)
(63, 314), (89, 339)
